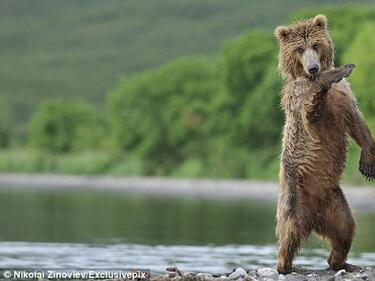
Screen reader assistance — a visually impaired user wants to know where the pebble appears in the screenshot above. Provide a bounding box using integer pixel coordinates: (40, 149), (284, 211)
(197, 273), (214, 281)
(307, 272), (319, 281)
(168, 272), (178, 278)
(354, 272), (368, 280)
(156, 267), (375, 281)
(184, 272), (196, 279)
(334, 269), (346, 277)
(356, 269), (369, 280)
(229, 268), (248, 281)
(257, 268), (278, 277)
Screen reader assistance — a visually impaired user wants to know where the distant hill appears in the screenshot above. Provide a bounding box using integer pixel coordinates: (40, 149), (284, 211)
(0, 0), (374, 137)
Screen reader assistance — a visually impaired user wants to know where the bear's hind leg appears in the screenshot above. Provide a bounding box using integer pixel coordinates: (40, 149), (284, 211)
(326, 231), (355, 271)
(277, 216), (310, 274)
(316, 187), (359, 272)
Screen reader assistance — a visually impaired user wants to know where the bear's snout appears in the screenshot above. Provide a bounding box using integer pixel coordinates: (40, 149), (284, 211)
(308, 64), (320, 75)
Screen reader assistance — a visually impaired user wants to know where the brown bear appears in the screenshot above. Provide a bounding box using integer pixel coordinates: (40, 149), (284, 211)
(274, 14), (375, 274)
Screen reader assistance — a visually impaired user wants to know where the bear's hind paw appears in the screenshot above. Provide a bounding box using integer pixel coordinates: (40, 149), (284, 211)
(344, 263), (362, 272)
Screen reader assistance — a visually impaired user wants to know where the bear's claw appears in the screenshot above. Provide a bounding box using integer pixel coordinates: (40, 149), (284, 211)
(359, 163), (375, 181)
(341, 64), (356, 78)
(359, 150), (375, 181)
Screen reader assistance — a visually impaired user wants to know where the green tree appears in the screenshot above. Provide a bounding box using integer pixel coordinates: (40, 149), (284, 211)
(29, 99), (106, 152)
(188, 31), (282, 178)
(215, 30), (280, 148)
(109, 57), (218, 174)
(343, 23), (375, 130)
(219, 30), (277, 104)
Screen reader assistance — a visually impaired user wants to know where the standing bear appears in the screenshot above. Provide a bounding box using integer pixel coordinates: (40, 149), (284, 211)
(274, 14), (375, 274)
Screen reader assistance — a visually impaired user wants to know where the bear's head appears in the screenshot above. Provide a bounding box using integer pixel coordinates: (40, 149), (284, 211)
(275, 15), (334, 80)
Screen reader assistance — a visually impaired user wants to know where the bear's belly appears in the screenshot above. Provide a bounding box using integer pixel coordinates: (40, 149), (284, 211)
(281, 118), (348, 187)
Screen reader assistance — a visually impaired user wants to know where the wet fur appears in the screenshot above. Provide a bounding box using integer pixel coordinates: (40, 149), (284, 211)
(275, 15), (375, 274)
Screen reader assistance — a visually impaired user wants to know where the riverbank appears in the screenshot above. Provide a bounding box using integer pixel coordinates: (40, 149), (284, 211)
(0, 173), (374, 211)
(152, 266), (375, 281)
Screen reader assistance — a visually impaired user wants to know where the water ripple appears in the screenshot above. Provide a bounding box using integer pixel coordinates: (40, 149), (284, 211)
(0, 242), (374, 274)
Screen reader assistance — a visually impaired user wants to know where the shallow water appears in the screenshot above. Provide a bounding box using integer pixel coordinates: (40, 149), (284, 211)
(0, 188), (374, 272)
(1, 242), (375, 274)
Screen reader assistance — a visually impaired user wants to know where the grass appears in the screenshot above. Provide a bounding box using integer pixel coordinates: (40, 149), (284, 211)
(0, 149), (140, 175)
(0, 147), (372, 186)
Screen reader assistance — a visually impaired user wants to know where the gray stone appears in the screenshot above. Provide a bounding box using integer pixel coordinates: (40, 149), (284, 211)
(334, 269), (346, 277)
(229, 268), (248, 280)
(197, 273), (214, 281)
(168, 272), (178, 278)
(183, 272), (196, 279)
(244, 276), (258, 281)
(257, 268), (278, 277)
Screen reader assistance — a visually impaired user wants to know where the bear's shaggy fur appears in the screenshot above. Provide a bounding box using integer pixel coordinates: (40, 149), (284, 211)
(274, 15), (375, 274)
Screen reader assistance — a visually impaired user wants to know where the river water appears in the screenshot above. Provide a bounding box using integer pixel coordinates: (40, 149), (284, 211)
(0, 188), (374, 273)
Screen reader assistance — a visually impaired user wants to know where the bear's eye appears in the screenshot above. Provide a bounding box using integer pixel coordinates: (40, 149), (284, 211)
(312, 43), (319, 51)
(297, 47), (304, 54)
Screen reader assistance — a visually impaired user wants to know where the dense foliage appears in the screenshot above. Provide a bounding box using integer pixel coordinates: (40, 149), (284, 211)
(217, 31), (282, 149)
(108, 30), (283, 177)
(110, 57), (218, 174)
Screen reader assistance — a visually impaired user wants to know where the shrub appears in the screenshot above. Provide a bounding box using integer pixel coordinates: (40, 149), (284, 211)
(109, 57), (218, 174)
(29, 99), (106, 152)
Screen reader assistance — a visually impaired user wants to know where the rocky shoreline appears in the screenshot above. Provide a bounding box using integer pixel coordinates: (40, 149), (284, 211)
(26, 266), (375, 281)
(151, 266), (374, 281)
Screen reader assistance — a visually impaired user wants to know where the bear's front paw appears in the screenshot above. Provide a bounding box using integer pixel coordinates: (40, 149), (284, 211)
(329, 64), (356, 84)
(359, 150), (375, 181)
(317, 64), (356, 87)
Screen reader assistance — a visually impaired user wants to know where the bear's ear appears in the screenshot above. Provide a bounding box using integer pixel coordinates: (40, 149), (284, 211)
(274, 26), (291, 42)
(313, 14), (327, 30)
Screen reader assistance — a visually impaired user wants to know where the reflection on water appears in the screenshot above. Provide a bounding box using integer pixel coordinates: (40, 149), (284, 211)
(0, 188), (374, 271)
(0, 188), (277, 245)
